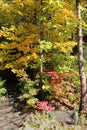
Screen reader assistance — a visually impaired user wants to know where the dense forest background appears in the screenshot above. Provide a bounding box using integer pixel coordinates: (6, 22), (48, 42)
(0, 0), (87, 113)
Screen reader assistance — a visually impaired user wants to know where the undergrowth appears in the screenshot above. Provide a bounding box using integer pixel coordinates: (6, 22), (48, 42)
(20, 112), (85, 130)
(0, 78), (7, 98)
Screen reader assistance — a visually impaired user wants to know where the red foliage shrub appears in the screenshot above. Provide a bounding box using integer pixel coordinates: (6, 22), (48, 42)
(46, 70), (59, 79)
(45, 70), (76, 109)
(36, 101), (55, 111)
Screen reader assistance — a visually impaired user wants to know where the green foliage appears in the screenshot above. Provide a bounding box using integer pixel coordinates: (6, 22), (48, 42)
(21, 112), (58, 130)
(18, 77), (39, 108)
(55, 55), (77, 73)
(39, 40), (52, 52)
(83, 45), (87, 60)
(46, 49), (77, 73)
(21, 112), (83, 130)
(83, 45), (87, 77)
(42, 85), (51, 93)
(78, 112), (87, 126)
(61, 74), (80, 108)
(82, 4), (87, 36)
(0, 78), (7, 98)
(24, 112), (58, 130)
(42, 84), (53, 100)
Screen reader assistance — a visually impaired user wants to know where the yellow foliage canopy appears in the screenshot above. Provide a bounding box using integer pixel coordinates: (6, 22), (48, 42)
(0, 0), (78, 76)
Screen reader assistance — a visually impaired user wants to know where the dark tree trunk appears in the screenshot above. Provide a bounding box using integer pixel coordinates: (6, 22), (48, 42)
(76, 0), (87, 112)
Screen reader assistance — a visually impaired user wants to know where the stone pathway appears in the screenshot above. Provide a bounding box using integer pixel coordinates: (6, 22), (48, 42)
(0, 97), (27, 130)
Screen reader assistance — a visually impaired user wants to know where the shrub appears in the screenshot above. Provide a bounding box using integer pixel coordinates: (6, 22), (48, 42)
(21, 112), (59, 130)
(21, 112), (82, 130)
(78, 112), (87, 126)
(45, 70), (80, 109)
(18, 77), (39, 108)
(36, 100), (55, 111)
(0, 78), (7, 98)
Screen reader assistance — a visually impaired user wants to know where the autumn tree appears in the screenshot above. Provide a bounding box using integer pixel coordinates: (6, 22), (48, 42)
(0, 0), (77, 76)
(0, 0), (82, 105)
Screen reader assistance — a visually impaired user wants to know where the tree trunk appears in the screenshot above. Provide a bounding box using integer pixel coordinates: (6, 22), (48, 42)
(39, 0), (44, 100)
(76, 0), (87, 112)
(40, 0), (44, 86)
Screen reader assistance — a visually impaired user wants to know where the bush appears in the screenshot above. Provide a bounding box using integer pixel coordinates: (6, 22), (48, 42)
(0, 78), (7, 98)
(45, 70), (80, 109)
(18, 77), (39, 108)
(78, 112), (87, 126)
(21, 112), (59, 130)
(21, 112), (82, 130)
(36, 100), (55, 111)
